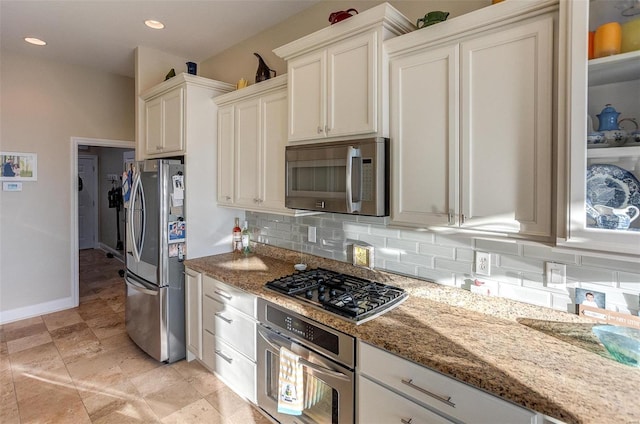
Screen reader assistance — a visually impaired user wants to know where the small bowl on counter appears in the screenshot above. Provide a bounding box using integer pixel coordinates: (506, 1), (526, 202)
(592, 325), (640, 367)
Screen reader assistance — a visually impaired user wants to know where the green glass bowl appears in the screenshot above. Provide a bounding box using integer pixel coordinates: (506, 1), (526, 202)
(592, 325), (640, 367)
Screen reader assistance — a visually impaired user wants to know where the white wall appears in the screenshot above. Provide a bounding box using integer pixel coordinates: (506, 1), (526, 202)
(0, 50), (135, 323)
(199, 0), (488, 84)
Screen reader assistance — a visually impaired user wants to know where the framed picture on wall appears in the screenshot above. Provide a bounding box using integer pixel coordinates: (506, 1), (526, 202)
(1, 152), (37, 181)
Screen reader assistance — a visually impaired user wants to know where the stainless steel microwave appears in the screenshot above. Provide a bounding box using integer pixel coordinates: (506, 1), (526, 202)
(285, 137), (389, 216)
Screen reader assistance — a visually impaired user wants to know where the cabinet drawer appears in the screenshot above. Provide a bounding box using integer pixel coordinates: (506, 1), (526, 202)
(205, 294), (256, 361)
(358, 342), (536, 424)
(211, 336), (257, 403)
(358, 376), (454, 424)
(202, 275), (256, 318)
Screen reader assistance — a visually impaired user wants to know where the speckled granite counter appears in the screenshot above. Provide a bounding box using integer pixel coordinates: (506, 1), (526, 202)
(185, 245), (640, 424)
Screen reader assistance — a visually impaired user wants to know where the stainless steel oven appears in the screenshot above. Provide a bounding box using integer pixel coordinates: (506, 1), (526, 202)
(285, 137), (389, 216)
(256, 299), (355, 424)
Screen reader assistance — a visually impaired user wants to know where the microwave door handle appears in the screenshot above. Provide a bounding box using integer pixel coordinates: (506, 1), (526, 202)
(345, 146), (362, 213)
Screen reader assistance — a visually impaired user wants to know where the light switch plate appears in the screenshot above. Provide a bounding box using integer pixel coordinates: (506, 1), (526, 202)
(546, 262), (567, 288)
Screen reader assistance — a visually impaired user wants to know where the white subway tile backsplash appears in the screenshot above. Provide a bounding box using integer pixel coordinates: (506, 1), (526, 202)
(499, 284), (551, 307)
(619, 272), (640, 290)
(418, 243), (455, 258)
(566, 266), (615, 284)
(434, 257), (473, 274)
(522, 244), (578, 264)
(434, 233), (475, 248)
(401, 252), (433, 267)
(499, 255), (545, 273)
(386, 238), (419, 252)
(399, 229), (435, 243)
(455, 248), (475, 263)
(580, 256), (640, 274)
(475, 239), (520, 255)
(249, 212), (637, 316)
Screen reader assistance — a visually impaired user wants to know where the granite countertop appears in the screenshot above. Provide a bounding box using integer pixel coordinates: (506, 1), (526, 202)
(185, 245), (640, 424)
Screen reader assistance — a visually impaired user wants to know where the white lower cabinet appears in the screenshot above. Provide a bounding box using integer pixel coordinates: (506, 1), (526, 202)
(201, 275), (257, 403)
(358, 375), (455, 424)
(185, 268), (257, 404)
(185, 268), (202, 360)
(358, 341), (538, 424)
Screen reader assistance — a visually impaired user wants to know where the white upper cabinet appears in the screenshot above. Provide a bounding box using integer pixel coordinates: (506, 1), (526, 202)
(140, 73), (234, 159)
(561, 0), (640, 256)
(274, 3), (414, 144)
(387, 1), (556, 240)
(215, 76), (308, 216)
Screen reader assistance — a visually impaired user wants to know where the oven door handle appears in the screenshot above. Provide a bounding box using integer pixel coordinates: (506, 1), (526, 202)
(258, 329), (350, 380)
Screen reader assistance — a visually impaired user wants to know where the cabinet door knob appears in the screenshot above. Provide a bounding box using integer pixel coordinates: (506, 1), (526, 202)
(325, 125), (330, 133)
(225, 196), (231, 201)
(317, 126), (323, 134)
(400, 419), (413, 424)
(156, 146), (163, 150)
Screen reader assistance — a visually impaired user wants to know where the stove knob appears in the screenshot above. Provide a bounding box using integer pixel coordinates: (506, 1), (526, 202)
(305, 290), (314, 299)
(318, 285), (326, 293)
(317, 277), (325, 285)
(330, 289), (337, 297)
(318, 294), (326, 302)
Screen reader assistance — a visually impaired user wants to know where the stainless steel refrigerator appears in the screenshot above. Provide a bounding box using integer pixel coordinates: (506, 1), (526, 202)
(125, 159), (186, 363)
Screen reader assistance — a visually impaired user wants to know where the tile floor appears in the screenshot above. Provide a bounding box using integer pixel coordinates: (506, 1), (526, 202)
(0, 249), (272, 423)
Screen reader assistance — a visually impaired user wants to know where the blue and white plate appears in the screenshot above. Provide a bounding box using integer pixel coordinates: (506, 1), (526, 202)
(586, 164), (640, 221)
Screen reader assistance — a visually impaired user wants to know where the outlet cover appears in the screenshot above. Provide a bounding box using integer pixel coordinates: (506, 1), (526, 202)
(475, 251), (491, 276)
(545, 262), (567, 288)
(307, 226), (317, 243)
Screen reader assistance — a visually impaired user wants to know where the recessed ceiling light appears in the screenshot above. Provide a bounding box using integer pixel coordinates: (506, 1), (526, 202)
(25, 37), (47, 46)
(145, 20), (165, 30)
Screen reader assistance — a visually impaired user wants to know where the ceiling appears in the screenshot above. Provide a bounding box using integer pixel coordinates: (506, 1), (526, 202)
(0, 0), (321, 78)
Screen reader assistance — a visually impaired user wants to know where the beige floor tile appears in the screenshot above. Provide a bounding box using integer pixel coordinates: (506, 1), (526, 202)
(51, 323), (104, 360)
(81, 380), (143, 421)
(86, 313), (126, 340)
(0, 346), (11, 372)
(98, 332), (137, 353)
(228, 405), (274, 424)
(0, 401), (20, 424)
(77, 298), (118, 321)
(17, 384), (91, 424)
(42, 308), (84, 332)
(143, 379), (203, 419)
(161, 398), (225, 424)
(205, 385), (255, 419)
(13, 365), (75, 403)
(6, 331), (52, 354)
(2, 318), (46, 342)
(114, 345), (163, 378)
(9, 342), (65, 373)
(91, 399), (160, 424)
(130, 365), (186, 397)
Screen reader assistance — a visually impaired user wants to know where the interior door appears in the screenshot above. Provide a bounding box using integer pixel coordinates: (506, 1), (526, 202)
(78, 155), (97, 249)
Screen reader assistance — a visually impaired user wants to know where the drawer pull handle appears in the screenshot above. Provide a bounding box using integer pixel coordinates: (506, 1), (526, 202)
(215, 312), (233, 324)
(401, 378), (455, 408)
(215, 349), (233, 364)
(400, 419), (413, 424)
(214, 290), (232, 300)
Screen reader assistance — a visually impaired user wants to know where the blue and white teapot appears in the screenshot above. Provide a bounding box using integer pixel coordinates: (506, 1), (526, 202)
(596, 104), (628, 146)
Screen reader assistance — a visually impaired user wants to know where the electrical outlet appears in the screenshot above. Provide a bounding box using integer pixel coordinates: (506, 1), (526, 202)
(545, 262), (567, 288)
(307, 226), (317, 243)
(475, 251), (491, 276)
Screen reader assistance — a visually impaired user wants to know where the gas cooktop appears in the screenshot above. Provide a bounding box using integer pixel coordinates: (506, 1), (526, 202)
(265, 268), (408, 324)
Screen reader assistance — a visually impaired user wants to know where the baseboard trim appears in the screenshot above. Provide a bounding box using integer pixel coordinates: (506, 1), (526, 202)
(0, 296), (76, 325)
(97, 243), (125, 263)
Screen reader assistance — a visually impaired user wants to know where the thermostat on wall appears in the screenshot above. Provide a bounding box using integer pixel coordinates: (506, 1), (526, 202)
(3, 182), (22, 191)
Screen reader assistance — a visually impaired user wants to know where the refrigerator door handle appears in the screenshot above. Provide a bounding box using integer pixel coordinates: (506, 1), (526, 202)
(125, 275), (158, 296)
(128, 171), (146, 263)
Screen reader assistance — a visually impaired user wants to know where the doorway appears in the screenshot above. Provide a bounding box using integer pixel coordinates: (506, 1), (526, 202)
(71, 137), (135, 307)
(78, 155), (98, 249)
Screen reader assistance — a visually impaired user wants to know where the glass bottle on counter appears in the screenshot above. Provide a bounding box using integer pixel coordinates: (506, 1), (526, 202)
(241, 220), (251, 254)
(232, 217), (242, 253)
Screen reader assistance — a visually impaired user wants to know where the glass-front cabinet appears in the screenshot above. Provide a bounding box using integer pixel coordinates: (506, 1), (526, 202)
(563, 0), (640, 256)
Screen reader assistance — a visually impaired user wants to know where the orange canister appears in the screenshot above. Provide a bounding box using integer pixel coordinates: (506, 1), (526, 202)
(594, 22), (622, 58)
(588, 31), (595, 59)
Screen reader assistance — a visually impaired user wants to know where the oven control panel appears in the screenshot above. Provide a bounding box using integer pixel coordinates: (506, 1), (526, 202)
(267, 306), (339, 355)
